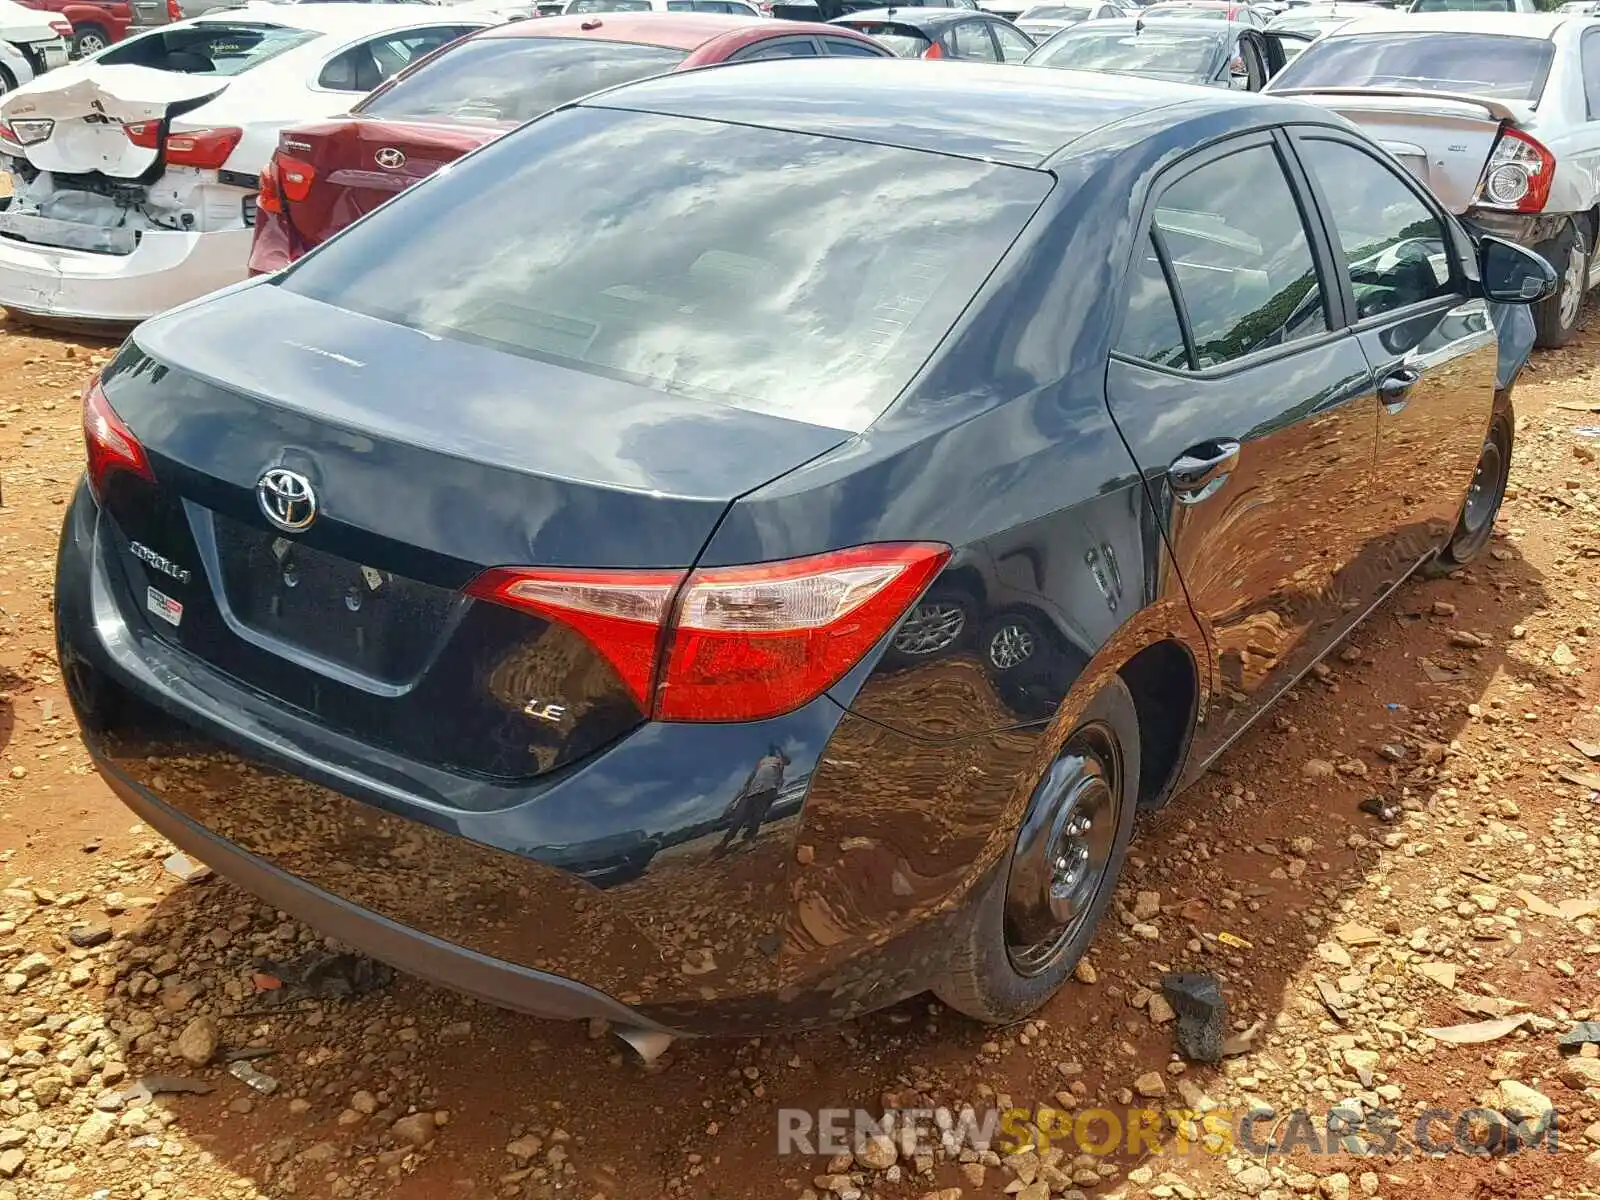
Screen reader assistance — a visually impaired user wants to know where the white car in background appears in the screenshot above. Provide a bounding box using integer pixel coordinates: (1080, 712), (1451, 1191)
(0, 0), (71, 93)
(0, 4), (488, 323)
(1267, 11), (1600, 346)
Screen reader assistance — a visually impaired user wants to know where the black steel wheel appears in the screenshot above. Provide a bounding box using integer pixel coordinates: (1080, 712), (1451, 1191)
(1431, 405), (1513, 573)
(935, 676), (1140, 1023)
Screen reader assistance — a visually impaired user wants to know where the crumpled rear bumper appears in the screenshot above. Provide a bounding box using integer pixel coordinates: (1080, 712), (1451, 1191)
(0, 223), (251, 322)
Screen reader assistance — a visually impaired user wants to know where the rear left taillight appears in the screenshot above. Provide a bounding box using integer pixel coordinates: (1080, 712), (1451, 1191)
(1477, 127), (1555, 213)
(468, 543), (950, 722)
(276, 154), (316, 203)
(83, 377), (154, 500)
(49, 19), (72, 37)
(922, 42), (944, 58)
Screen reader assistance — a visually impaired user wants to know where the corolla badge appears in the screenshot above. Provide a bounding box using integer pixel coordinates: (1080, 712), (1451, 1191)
(257, 468), (317, 533)
(374, 147), (406, 170)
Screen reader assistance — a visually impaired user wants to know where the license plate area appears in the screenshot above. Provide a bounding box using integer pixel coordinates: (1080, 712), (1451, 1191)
(212, 513), (457, 684)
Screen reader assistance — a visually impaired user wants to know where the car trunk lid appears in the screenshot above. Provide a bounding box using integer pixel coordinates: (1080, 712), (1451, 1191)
(274, 117), (505, 253)
(1269, 88), (1527, 212)
(93, 282), (852, 782)
(0, 65), (226, 178)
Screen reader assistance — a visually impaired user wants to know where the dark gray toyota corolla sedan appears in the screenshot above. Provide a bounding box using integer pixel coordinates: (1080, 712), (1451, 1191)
(54, 61), (1553, 1051)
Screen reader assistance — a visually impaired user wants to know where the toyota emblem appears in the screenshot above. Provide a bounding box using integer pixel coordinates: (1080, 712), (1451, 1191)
(257, 468), (318, 533)
(374, 147), (406, 170)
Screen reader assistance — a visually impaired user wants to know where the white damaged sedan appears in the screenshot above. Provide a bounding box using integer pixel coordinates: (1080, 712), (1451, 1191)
(0, 5), (487, 323)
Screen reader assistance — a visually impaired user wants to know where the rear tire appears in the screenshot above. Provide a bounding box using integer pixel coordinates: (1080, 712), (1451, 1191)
(0, 65), (16, 96)
(1428, 403), (1513, 575)
(1533, 222), (1587, 348)
(935, 676), (1140, 1024)
(72, 26), (110, 58)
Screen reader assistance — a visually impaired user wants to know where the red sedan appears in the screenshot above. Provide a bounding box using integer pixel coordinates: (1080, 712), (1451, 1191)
(250, 13), (892, 274)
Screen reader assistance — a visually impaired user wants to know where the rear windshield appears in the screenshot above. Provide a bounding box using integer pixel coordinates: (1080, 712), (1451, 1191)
(95, 22), (319, 75)
(1027, 26), (1223, 77)
(356, 37), (689, 124)
(565, 0), (654, 11)
(1020, 5), (1092, 16)
(1271, 31), (1554, 99)
(837, 21), (932, 54)
(280, 106), (1050, 432)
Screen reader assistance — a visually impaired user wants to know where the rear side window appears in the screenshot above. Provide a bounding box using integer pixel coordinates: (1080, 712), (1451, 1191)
(951, 20), (1000, 60)
(356, 38), (689, 123)
(1270, 32), (1553, 101)
(281, 107), (1051, 432)
(96, 22), (319, 75)
(1151, 143), (1328, 367)
(1117, 233), (1188, 368)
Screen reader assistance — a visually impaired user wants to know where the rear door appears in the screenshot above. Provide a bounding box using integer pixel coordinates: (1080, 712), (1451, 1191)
(1104, 132), (1386, 762)
(1289, 129), (1497, 569)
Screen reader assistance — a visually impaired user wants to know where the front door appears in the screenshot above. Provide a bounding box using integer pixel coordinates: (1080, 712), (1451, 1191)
(1104, 133), (1386, 765)
(1290, 131), (1499, 572)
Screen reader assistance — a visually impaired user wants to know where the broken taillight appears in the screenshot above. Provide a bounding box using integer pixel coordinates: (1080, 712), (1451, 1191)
(1477, 127), (1555, 214)
(469, 544), (950, 722)
(83, 377), (154, 500)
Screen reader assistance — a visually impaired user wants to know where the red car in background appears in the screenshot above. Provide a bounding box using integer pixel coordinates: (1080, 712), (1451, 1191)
(250, 13), (892, 274)
(12, 0), (157, 55)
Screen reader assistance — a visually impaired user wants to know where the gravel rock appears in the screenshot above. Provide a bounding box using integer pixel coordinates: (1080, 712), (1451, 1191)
(390, 1112), (438, 1147)
(175, 1016), (220, 1067)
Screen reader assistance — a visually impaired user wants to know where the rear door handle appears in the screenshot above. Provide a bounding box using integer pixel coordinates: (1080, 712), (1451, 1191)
(1167, 438), (1241, 505)
(1378, 366), (1421, 413)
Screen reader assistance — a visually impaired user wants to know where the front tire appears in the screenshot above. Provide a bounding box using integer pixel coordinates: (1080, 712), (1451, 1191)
(1431, 403), (1513, 573)
(1533, 222), (1587, 348)
(935, 676), (1140, 1023)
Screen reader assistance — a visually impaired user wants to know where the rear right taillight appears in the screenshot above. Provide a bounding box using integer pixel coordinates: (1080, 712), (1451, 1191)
(468, 543), (950, 722)
(1477, 127), (1555, 213)
(83, 377), (154, 500)
(168, 0), (181, 18)
(165, 126), (243, 170)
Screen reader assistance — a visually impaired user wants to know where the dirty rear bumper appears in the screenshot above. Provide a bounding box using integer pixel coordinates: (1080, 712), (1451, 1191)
(95, 758), (666, 1030)
(55, 481), (1028, 1035)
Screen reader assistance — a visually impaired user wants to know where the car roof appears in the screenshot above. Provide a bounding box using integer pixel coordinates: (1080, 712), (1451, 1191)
(488, 11), (795, 45)
(834, 6), (988, 26)
(1331, 10), (1567, 35)
(578, 57), (1283, 166)
(191, 3), (477, 36)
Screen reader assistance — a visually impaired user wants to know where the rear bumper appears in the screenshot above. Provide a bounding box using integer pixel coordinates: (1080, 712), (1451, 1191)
(55, 482), (1025, 1034)
(0, 221), (251, 323)
(97, 759), (665, 1030)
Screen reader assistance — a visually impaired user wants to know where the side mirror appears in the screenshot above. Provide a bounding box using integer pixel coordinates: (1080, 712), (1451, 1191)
(1479, 235), (1558, 304)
